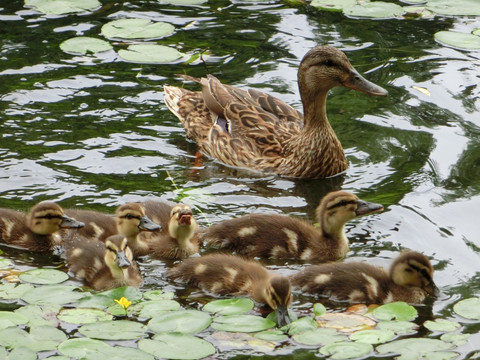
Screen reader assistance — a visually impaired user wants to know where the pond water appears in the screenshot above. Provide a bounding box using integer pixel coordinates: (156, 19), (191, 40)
(1, 0), (480, 358)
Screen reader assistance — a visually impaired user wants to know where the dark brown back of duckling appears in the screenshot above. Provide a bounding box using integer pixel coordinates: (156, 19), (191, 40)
(64, 209), (116, 242)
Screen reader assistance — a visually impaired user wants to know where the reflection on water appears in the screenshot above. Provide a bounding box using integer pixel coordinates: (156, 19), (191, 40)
(1, 0), (480, 357)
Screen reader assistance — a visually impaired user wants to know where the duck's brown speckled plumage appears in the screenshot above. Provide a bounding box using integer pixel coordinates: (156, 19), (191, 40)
(202, 191), (383, 261)
(66, 234), (142, 290)
(290, 251), (437, 304)
(138, 200), (201, 259)
(168, 253), (291, 326)
(0, 202), (84, 252)
(164, 45), (387, 179)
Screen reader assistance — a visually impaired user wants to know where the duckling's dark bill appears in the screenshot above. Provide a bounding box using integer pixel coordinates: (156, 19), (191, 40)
(355, 200), (384, 216)
(60, 216), (85, 229)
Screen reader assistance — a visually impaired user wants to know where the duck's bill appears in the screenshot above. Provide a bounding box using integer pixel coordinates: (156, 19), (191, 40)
(344, 69), (388, 96)
(139, 216), (161, 231)
(275, 305), (291, 327)
(426, 281), (440, 297)
(355, 200), (384, 216)
(60, 216), (85, 229)
(116, 250), (131, 268)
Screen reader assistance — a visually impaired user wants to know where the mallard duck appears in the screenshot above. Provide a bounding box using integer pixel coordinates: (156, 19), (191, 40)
(66, 234), (142, 290)
(64, 203), (160, 256)
(290, 251), (437, 304)
(0, 202), (84, 252)
(168, 253), (291, 326)
(202, 190), (383, 261)
(137, 200), (201, 259)
(164, 45), (387, 179)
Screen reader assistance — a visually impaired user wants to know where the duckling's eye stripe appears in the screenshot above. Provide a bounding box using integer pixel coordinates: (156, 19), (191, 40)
(35, 215), (63, 219)
(409, 263), (433, 282)
(120, 215), (141, 220)
(327, 200), (356, 210)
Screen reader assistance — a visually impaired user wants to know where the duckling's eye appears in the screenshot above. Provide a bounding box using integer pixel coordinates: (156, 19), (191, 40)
(106, 246), (115, 252)
(37, 214), (61, 220)
(324, 60), (334, 67)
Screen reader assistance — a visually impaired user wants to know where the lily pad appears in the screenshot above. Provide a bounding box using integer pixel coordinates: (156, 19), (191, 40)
(293, 327), (347, 346)
(159, 0), (207, 5)
(311, 0), (356, 11)
(377, 338), (455, 359)
(441, 333), (470, 346)
(78, 320), (147, 340)
(143, 289), (174, 300)
(284, 316), (318, 335)
(426, 0), (480, 15)
(21, 285), (86, 305)
(254, 329), (288, 341)
(57, 308), (113, 324)
(313, 303), (326, 317)
(100, 286), (143, 301)
(344, 1), (405, 19)
(148, 310), (212, 334)
(0, 346), (37, 360)
(0, 258), (12, 268)
(60, 37), (113, 55)
(0, 283), (34, 300)
(139, 334), (215, 360)
(212, 314), (275, 333)
(319, 341), (373, 359)
(0, 325), (67, 352)
(131, 299), (181, 318)
(434, 31), (480, 50)
(349, 329), (395, 344)
(19, 268), (68, 285)
(453, 297), (480, 320)
(0, 312), (28, 330)
(424, 319), (461, 332)
(101, 19), (175, 40)
(372, 302), (418, 321)
(376, 320), (418, 335)
(14, 304), (60, 327)
(118, 44), (185, 64)
(24, 0), (101, 15)
(203, 298), (254, 315)
(317, 312), (376, 333)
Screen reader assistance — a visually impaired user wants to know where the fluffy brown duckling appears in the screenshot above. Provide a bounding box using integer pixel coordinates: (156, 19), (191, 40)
(66, 234), (142, 291)
(64, 203), (160, 256)
(202, 191), (383, 261)
(164, 45), (387, 179)
(290, 251), (437, 304)
(168, 253), (292, 326)
(0, 202), (84, 252)
(137, 200), (201, 259)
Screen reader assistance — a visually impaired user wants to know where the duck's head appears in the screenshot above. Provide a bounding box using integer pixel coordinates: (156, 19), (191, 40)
(168, 204), (198, 239)
(115, 203), (161, 238)
(264, 275), (292, 327)
(298, 45), (387, 102)
(104, 235), (134, 269)
(26, 202), (84, 235)
(316, 191), (383, 235)
(390, 251), (438, 296)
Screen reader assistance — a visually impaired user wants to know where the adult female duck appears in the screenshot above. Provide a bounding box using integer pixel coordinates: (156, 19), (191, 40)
(164, 45), (387, 179)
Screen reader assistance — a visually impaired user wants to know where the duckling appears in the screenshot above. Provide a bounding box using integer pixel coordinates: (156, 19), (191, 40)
(290, 251), (437, 304)
(164, 45), (387, 179)
(0, 202), (84, 252)
(202, 191), (383, 261)
(66, 234), (142, 291)
(168, 253), (292, 326)
(64, 203), (160, 257)
(137, 200), (201, 259)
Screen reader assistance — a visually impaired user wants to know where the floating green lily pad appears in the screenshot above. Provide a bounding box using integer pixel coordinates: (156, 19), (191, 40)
(143, 289), (174, 300)
(0, 283), (34, 300)
(24, 0), (101, 15)
(254, 329), (288, 341)
(284, 316), (318, 335)
(441, 333), (470, 346)
(118, 44), (185, 64)
(148, 310), (212, 334)
(19, 268), (68, 285)
(101, 19), (175, 40)
(372, 302), (418, 321)
(21, 285), (86, 305)
(78, 319), (147, 340)
(0, 258), (12, 268)
(311, 0), (356, 11)
(426, 0), (480, 15)
(60, 37), (113, 55)
(0, 312), (28, 330)
(0, 346), (37, 360)
(434, 31), (480, 50)
(424, 319), (461, 332)
(58, 308), (113, 324)
(100, 286), (143, 301)
(344, 1), (405, 18)
(376, 320), (418, 335)
(453, 297), (480, 320)
(349, 329), (395, 344)
(293, 327), (346, 346)
(131, 299), (181, 318)
(203, 298), (254, 315)
(14, 304), (60, 327)
(313, 303), (326, 317)
(377, 338), (455, 359)
(212, 314), (275, 333)
(139, 334), (215, 360)
(159, 0), (207, 5)
(319, 341), (373, 359)
(0, 325), (67, 352)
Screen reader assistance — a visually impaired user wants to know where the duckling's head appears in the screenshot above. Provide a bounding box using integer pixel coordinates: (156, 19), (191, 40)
(264, 275), (292, 327)
(168, 204), (198, 240)
(26, 202), (84, 235)
(298, 45), (387, 103)
(115, 203), (161, 238)
(316, 191), (383, 236)
(104, 235), (134, 270)
(390, 251), (437, 296)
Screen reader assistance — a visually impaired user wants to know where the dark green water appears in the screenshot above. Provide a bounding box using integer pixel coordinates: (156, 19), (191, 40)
(1, 0), (480, 358)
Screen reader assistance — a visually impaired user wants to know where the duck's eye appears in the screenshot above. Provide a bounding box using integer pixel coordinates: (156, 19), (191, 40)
(324, 60), (334, 67)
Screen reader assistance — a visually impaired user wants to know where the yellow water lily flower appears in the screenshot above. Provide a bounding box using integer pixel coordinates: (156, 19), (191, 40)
(114, 297), (132, 309)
